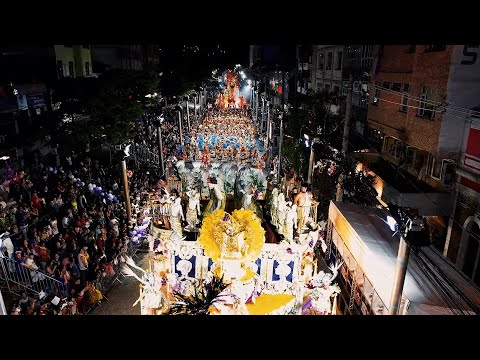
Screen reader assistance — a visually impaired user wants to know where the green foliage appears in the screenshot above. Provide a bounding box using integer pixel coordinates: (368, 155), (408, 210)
(311, 145), (379, 220)
(166, 274), (228, 315)
(282, 139), (303, 174)
(54, 71), (160, 147)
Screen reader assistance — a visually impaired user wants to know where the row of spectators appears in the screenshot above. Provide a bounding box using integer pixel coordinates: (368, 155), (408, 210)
(1, 100), (205, 315)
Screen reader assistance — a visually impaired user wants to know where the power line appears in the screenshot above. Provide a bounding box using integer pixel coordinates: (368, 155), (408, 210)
(362, 84), (480, 118)
(336, 129), (480, 313)
(418, 248), (480, 314)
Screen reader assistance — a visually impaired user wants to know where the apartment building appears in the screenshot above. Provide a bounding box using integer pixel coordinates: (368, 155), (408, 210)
(366, 45), (456, 191)
(343, 45), (375, 138)
(311, 45), (344, 95)
(54, 45), (93, 78)
(365, 45), (480, 286)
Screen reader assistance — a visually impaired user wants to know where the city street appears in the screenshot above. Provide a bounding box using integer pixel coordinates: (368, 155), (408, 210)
(90, 252), (148, 315)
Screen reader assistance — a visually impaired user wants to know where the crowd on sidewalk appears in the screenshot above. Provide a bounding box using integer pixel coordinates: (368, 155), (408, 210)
(0, 119), (172, 315)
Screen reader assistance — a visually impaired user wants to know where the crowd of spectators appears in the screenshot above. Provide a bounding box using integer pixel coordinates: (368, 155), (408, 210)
(0, 100), (208, 315)
(0, 141), (163, 314)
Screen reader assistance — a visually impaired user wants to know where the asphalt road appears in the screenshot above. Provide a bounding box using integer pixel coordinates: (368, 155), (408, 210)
(90, 252), (148, 315)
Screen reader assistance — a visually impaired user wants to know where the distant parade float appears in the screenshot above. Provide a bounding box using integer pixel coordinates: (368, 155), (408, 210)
(215, 69), (246, 109)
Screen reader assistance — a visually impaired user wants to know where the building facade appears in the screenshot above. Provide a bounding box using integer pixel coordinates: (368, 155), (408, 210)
(54, 45), (93, 78)
(343, 45), (375, 137)
(445, 115), (480, 286)
(366, 45), (456, 192)
(365, 45), (480, 285)
(311, 45), (345, 94)
(295, 45), (312, 96)
(90, 45), (145, 72)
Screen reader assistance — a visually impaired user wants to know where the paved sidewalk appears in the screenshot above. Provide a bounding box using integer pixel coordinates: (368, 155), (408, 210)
(90, 252), (149, 315)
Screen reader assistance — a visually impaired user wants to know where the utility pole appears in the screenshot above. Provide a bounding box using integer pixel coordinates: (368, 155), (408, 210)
(121, 159), (132, 225)
(255, 90), (259, 125)
(178, 110), (184, 147)
(186, 98), (190, 132)
(157, 125), (164, 175)
(278, 114), (283, 182)
(261, 97), (265, 134)
(308, 138), (320, 184)
(266, 102), (271, 145)
(194, 95), (197, 118)
(389, 235), (410, 315)
(336, 73), (353, 202)
(277, 70), (286, 182)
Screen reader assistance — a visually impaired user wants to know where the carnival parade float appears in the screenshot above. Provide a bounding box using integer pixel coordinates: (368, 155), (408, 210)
(119, 69), (340, 315)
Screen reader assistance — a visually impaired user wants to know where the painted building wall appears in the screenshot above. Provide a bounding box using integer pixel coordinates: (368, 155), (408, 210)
(438, 45), (480, 156)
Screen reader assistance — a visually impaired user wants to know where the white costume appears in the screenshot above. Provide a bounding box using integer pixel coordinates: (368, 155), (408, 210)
(284, 203), (298, 243)
(170, 197), (184, 240)
(276, 193), (287, 235)
(185, 189), (201, 231)
(270, 188), (279, 227)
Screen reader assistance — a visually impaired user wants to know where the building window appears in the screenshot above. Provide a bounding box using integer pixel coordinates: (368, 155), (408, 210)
(68, 61), (74, 78)
(382, 81), (390, 89)
(333, 85), (340, 94)
(425, 153), (443, 179)
(417, 85), (436, 120)
(406, 45), (416, 53)
(324, 84), (331, 91)
(335, 51), (343, 70)
(367, 128), (382, 143)
(326, 52), (333, 70)
(85, 62), (91, 76)
(400, 94), (408, 113)
(383, 136), (402, 159)
(404, 146), (415, 165)
(317, 53), (324, 71)
(402, 83), (411, 93)
(392, 82), (402, 92)
(57, 60), (63, 78)
(316, 83), (323, 92)
(425, 45), (446, 52)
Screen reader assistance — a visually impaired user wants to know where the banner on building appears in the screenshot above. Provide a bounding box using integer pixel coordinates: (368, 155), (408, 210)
(26, 93), (46, 109)
(438, 45), (480, 154)
(17, 94), (28, 110)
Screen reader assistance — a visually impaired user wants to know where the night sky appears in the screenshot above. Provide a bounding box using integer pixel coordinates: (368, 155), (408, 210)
(158, 44), (249, 95)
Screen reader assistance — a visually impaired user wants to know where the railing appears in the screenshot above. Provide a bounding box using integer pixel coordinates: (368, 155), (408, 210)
(167, 179), (182, 195)
(0, 289), (7, 315)
(298, 203), (319, 229)
(0, 256), (68, 297)
(129, 143), (159, 167)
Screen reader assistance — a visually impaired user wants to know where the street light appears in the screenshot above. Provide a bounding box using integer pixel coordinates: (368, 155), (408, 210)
(385, 204), (429, 314)
(121, 151), (132, 225)
(157, 115), (165, 175)
(307, 137), (320, 184)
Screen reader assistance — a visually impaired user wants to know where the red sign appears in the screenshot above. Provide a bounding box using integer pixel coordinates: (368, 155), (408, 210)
(466, 128), (480, 158)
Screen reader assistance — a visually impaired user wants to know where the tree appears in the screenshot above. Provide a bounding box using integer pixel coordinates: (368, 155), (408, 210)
(55, 70), (160, 150)
(311, 142), (378, 220)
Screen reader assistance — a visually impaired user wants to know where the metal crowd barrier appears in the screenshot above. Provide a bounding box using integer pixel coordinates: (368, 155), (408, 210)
(130, 143), (159, 167)
(167, 178), (182, 194)
(0, 256), (68, 297)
